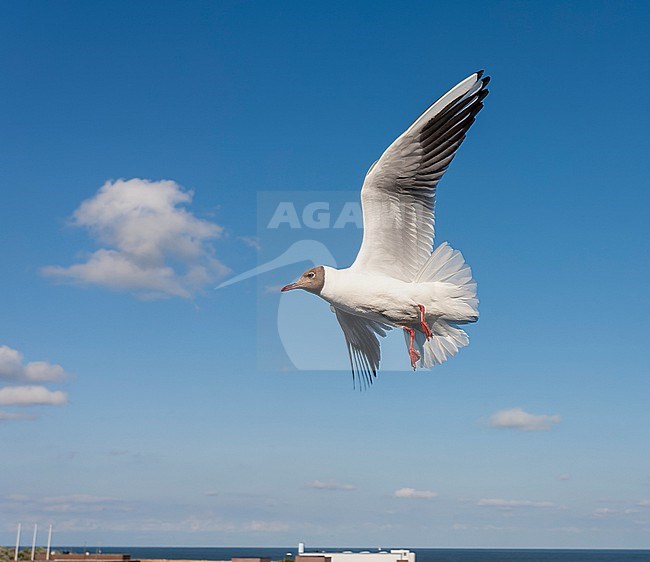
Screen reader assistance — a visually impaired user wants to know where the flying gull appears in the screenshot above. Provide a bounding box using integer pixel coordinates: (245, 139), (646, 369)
(281, 71), (490, 386)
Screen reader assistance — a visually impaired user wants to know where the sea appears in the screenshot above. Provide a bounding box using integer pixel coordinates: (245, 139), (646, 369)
(58, 547), (650, 562)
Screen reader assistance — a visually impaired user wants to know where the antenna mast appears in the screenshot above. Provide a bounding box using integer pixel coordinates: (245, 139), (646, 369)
(46, 525), (53, 561)
(31, 524), (38, 561)
(14, 523), (21, 562)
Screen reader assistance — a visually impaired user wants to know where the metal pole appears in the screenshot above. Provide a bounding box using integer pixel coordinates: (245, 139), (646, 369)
(14, 523), (21, 561)
(46, 525), (52, 561)
(31, 524), (37, 561)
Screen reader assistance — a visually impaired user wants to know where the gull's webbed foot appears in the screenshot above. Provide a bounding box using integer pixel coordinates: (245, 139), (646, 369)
(402, 326), (421, 370)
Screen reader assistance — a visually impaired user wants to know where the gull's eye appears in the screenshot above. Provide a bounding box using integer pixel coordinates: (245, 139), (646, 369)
(308, 272), (316, 279)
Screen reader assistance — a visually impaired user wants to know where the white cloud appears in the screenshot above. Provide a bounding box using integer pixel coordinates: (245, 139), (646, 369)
(0, 348), (69, 418)
(0, 385), (68, 406)
(0, 411), (36, 421)
(38, 514), (291, 535)
(238, 236), (262, 251)
(42, 178), (229, 299)
(478, 498), (555, 508)
(245, 520), (290, 532)
(2, 494), (125, 514)
(38, 494), (125, 513)
(558, 473), (571, 481)
(487, 407), (561, 431)
(593, 507), (619, 518)
(114, 517), (236, 534)
(308, 479), (356, 491)
(482, 524), (518, 532)
(554, 526), (582, 533)
(0, 345), (68, 382)
(40, 494), (116, 504)
(393, 487), (438, 499)
(638, 500), (650, 507)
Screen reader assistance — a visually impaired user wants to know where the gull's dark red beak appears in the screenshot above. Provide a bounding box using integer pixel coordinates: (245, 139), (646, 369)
(281, 282), (299, 292)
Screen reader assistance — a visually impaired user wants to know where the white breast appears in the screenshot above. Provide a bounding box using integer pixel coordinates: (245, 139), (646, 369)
(322, 267), (420, 324)
(320, 266), (476, 325)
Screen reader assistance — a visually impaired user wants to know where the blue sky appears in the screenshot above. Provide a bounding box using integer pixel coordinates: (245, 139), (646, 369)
(1, 0), (650, 550)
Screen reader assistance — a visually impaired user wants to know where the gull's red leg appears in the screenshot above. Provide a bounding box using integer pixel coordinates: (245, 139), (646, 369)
(417, 304), (433, 340)
(402, 326), (420, 370)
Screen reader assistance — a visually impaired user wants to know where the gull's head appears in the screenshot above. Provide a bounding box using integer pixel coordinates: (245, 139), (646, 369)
(281, 265), (325, 295)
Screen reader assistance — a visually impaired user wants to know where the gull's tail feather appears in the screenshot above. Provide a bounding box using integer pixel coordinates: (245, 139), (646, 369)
(405, 321), (470, 368)
(405, 242), (478, 368)
(415, 241), (478, 322)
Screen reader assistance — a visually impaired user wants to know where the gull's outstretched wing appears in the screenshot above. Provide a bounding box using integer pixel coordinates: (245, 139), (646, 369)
(333, 307), (391, 388)
(350, 71), (490, 281)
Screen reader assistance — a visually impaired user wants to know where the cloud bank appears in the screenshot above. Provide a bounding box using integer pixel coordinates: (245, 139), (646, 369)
(393, 487), (438, 499)
(0, 345), (68, 383)
(478, 498), (555, 508)
(2, 494), (124, 514)
(0, 385), (68, 406)
(0, 345), (70, 420)
(42, 178), (229, 300)
(487, 407), (561, 431)
(0, 411), (35, 421)
(307, 479), (356, 491)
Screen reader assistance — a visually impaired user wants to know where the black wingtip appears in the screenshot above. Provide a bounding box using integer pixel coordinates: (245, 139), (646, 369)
(476, 69), (485, 79)
(482, 75), (491, 87)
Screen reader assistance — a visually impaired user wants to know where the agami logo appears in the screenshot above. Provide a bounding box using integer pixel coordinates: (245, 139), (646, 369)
(216, 192), (414, 375)
(266, 201), (362, 230)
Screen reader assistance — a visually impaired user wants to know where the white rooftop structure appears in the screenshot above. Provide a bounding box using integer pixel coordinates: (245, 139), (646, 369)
(295, 544), (415, 562)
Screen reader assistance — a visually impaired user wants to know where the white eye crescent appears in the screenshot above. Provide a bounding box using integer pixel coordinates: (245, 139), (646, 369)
(308, 272), (315, 278)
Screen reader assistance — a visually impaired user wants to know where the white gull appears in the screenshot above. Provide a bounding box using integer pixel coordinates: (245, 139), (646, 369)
(281, 71), (490, 386)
